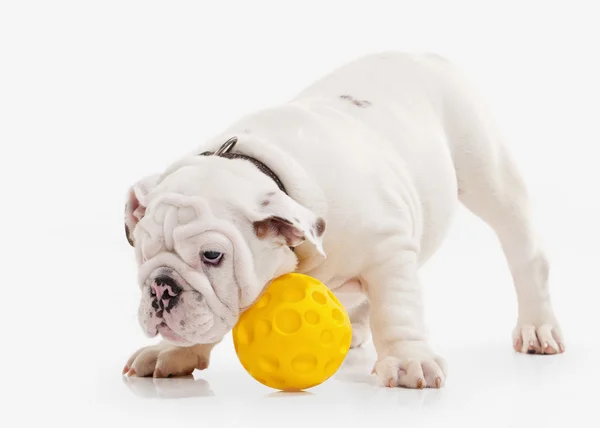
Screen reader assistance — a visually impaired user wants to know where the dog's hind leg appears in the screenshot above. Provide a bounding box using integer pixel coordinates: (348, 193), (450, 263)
(348, 299), (371, 348)
(441, 72), (564, 355)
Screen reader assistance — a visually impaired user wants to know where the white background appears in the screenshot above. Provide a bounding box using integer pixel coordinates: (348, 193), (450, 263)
(1, 1), (598, 427)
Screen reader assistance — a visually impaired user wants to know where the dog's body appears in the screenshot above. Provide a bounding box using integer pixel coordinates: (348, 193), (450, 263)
(123, 53), (563, 388)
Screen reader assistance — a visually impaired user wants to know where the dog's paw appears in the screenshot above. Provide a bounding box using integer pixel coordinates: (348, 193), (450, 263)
(513, 322), (565, 355)
(372, 342), (447, 389)
(122, 342), (214, 378)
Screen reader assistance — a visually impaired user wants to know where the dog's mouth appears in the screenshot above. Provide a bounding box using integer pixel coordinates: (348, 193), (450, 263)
(157, 322), (192, 345)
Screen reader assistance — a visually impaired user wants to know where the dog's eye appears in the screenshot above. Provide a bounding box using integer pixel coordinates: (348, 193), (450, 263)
(201, 251), (223, 265)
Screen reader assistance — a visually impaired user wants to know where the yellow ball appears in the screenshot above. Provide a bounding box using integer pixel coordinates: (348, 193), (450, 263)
(233, 273), (352, 391)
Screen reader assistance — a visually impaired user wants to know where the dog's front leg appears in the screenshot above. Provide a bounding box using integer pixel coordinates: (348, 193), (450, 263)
(123, 340), (219, 378)
(365, 247), (446, 389)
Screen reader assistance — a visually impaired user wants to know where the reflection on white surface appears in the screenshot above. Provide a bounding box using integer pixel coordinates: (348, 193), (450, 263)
(122, 375), (215, 398)
(264, 391), (314, 398)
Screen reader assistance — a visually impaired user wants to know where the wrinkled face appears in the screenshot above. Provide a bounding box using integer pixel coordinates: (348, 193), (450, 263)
(124, 158), (325, 346)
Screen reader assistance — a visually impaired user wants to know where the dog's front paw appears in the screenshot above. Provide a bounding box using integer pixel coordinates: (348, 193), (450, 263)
(123, 342), (214, 378)
(372, 342), (447, 389)
(513, 321), (565, 355)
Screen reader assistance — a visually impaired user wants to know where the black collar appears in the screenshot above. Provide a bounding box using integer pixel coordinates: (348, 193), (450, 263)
(199, 137), (287, 195)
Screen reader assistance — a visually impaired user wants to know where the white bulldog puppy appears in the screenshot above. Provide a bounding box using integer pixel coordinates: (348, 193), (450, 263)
(123, 52), (564, 388)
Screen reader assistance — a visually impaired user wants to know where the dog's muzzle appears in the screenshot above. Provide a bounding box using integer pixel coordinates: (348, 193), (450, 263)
(138, 267), (231, 345)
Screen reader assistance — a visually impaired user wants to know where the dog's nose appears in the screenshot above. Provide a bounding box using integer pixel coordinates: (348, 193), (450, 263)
(150, 274), (182, 317)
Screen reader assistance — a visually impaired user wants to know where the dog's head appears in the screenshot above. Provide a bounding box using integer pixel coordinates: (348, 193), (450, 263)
(124, 155), (326, 346)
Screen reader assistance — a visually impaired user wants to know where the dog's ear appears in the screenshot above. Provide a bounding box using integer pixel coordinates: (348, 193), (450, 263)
(252, 191), (326, 256)
(124, 174), (161, 247)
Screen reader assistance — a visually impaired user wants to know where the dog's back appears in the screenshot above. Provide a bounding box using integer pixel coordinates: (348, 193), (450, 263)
(289, 53), (460, 261)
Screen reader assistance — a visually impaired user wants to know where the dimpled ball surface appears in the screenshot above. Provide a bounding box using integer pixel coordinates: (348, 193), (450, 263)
(233, 273), (352, 391)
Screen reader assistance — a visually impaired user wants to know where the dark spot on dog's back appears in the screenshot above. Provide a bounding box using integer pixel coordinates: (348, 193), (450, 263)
(196, 294), (203, 302)
(261, 200), (270, 207)
(180, 320), (186, 327)
(354, 100), (371, 107)
(340, 94), (372, 108)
